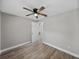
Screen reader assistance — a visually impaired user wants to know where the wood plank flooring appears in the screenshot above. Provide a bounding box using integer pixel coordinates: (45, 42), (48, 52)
(0, 42), (79, 59)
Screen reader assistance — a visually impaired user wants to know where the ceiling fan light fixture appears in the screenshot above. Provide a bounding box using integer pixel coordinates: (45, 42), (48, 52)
(34, 13), (38, 16)
(34, 13), (38, 19)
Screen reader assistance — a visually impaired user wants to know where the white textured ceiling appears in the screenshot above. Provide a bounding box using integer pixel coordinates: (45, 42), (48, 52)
(0, 0), (79, 20)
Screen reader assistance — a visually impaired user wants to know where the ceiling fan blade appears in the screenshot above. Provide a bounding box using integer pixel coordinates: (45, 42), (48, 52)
(26, 13), (34, 16)
(38, 13), (47, 17)
(38, 6), (45, 12)
(23, 7), (33, 12)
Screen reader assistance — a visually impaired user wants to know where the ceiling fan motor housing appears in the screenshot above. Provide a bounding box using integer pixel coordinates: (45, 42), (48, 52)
(33, 8), (38, 13)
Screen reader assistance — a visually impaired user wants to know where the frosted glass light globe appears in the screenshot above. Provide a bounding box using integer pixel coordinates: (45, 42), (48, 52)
(34, 14), (38, 16)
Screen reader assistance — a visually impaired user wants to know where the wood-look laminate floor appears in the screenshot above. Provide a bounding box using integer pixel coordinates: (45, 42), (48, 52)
(0, 42), (79, 59)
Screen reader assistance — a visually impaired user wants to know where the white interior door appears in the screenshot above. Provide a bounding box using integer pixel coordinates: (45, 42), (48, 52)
(32, 22), (43, 42)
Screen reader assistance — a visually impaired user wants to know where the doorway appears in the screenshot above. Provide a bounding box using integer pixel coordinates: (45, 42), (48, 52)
(32, 22), (43, 43)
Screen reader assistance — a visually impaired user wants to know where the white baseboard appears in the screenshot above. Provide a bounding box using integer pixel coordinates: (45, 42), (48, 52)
(43, 42), (79, 58)
(0, 41), (31, 54)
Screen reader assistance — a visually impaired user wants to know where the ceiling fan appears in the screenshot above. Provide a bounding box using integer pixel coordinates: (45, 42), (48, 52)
(23, 6), (47, 19)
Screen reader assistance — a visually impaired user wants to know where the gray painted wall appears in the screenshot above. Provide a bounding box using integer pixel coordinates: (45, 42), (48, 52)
(0, 12), (1, 50)
(42, 9), (79, 55)
(1, 12), (32, 50)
